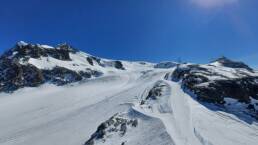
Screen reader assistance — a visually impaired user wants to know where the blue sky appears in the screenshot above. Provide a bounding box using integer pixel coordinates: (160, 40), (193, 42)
(0, 0), (257, 67)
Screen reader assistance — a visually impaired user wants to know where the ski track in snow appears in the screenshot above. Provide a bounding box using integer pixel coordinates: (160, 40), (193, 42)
(0, 68), (258, 145)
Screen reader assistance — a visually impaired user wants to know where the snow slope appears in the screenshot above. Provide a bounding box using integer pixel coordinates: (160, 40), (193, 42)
(0, 43), (258, 145)
(0, 67), (172, 145)
(0, 66), (257, 145)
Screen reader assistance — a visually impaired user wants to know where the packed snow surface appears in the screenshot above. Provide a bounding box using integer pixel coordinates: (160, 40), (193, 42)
(0, 48), (258, 145)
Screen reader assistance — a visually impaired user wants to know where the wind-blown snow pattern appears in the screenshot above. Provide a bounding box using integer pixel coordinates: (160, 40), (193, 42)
(0, 42), (258, 145)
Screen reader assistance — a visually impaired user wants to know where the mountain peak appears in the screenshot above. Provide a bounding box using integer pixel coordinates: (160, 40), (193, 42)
(17, 41), (29, 47)
(211, 56), (253, 71)
(213, 56), (230, 62)
(0, 42), (130, 93)
(1, 41), (77, 61)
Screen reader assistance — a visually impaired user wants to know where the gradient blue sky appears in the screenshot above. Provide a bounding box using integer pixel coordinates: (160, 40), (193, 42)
(0, 0), (257, 67)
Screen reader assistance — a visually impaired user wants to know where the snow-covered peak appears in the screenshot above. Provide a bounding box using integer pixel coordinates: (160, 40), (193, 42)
(0, 42), (155, 92)
(210, 56), (253, 71)
(17, 41), (28, 47)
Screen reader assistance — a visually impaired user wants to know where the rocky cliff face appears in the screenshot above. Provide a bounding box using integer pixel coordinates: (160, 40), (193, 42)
(0, 58), (44, 92)
(2, 42), (76, 61)
(165, 57), (258, 119)
(84, 112), (138, 145)
(0, 41), (126, 92)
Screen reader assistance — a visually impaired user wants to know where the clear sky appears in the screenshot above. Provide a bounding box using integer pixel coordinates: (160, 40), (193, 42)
(0, 0), (257, 68)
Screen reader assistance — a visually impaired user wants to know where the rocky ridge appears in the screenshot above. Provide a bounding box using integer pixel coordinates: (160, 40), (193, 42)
(165, 57), (258, 120)
(84, 112), (138, 145)
(0, 41), (125, 92)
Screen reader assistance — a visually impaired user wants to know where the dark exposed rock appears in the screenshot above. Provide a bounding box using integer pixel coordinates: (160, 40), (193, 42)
(42, 67), (102, 86)
(171, 65), (209, 82)
(87, 57), (94, 66)
(140, 81), (172, 113)
(0, 42), (105, 93)
(0, 58), (23, 92)
(146, 83), (164, 100)
(141, 81), (169, 103)
(166, 61), (258, 120)
(247, 104), (255, 112)
(21, 64), (44, 87)
(86, 56), (104, 66)
(94, 123), (107, 139)
(84, 139), (94, 145)
(0, 59), (102, 92)
(2, 44), (40, 59)
(183, 75), (258, 104)
(0, 65), (103, 93)
(1, 42), (77, 61)
(99, 60), (125, 70)
(84, 113), (138, 145)
(113, 61), (125, 70)
(42, 67), (83, 85)
(120, 123), (127, 136)
(45, 46), (71, 61)
(167, 63), (258, 104)
(0, 58), (44, 92)
(79, 69), (103, 78)
(86, 56), (125, 70)
(91, 57), (101, 64)
(131, 120), (138, 127)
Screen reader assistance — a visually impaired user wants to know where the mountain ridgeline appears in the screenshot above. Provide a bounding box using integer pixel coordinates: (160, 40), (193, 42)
(0, 42), (258, 106)
(0, 41), (125, 92)
(0, 42), (258, 145)
(1, 41), (257, 102)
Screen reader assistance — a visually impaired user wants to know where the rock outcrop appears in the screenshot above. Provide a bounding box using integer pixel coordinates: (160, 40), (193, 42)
(84, 112), (138, 145)
(165, 57), (258, 119)
(0, 42), (110, 92)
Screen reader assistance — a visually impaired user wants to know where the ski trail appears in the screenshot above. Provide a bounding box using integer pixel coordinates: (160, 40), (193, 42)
(167, 81), (202, 145)
(1, 68), (258, 145)
(166, 80), (258, 145)
(132, 80), (189, 145)
(133, 78), (207, 145)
